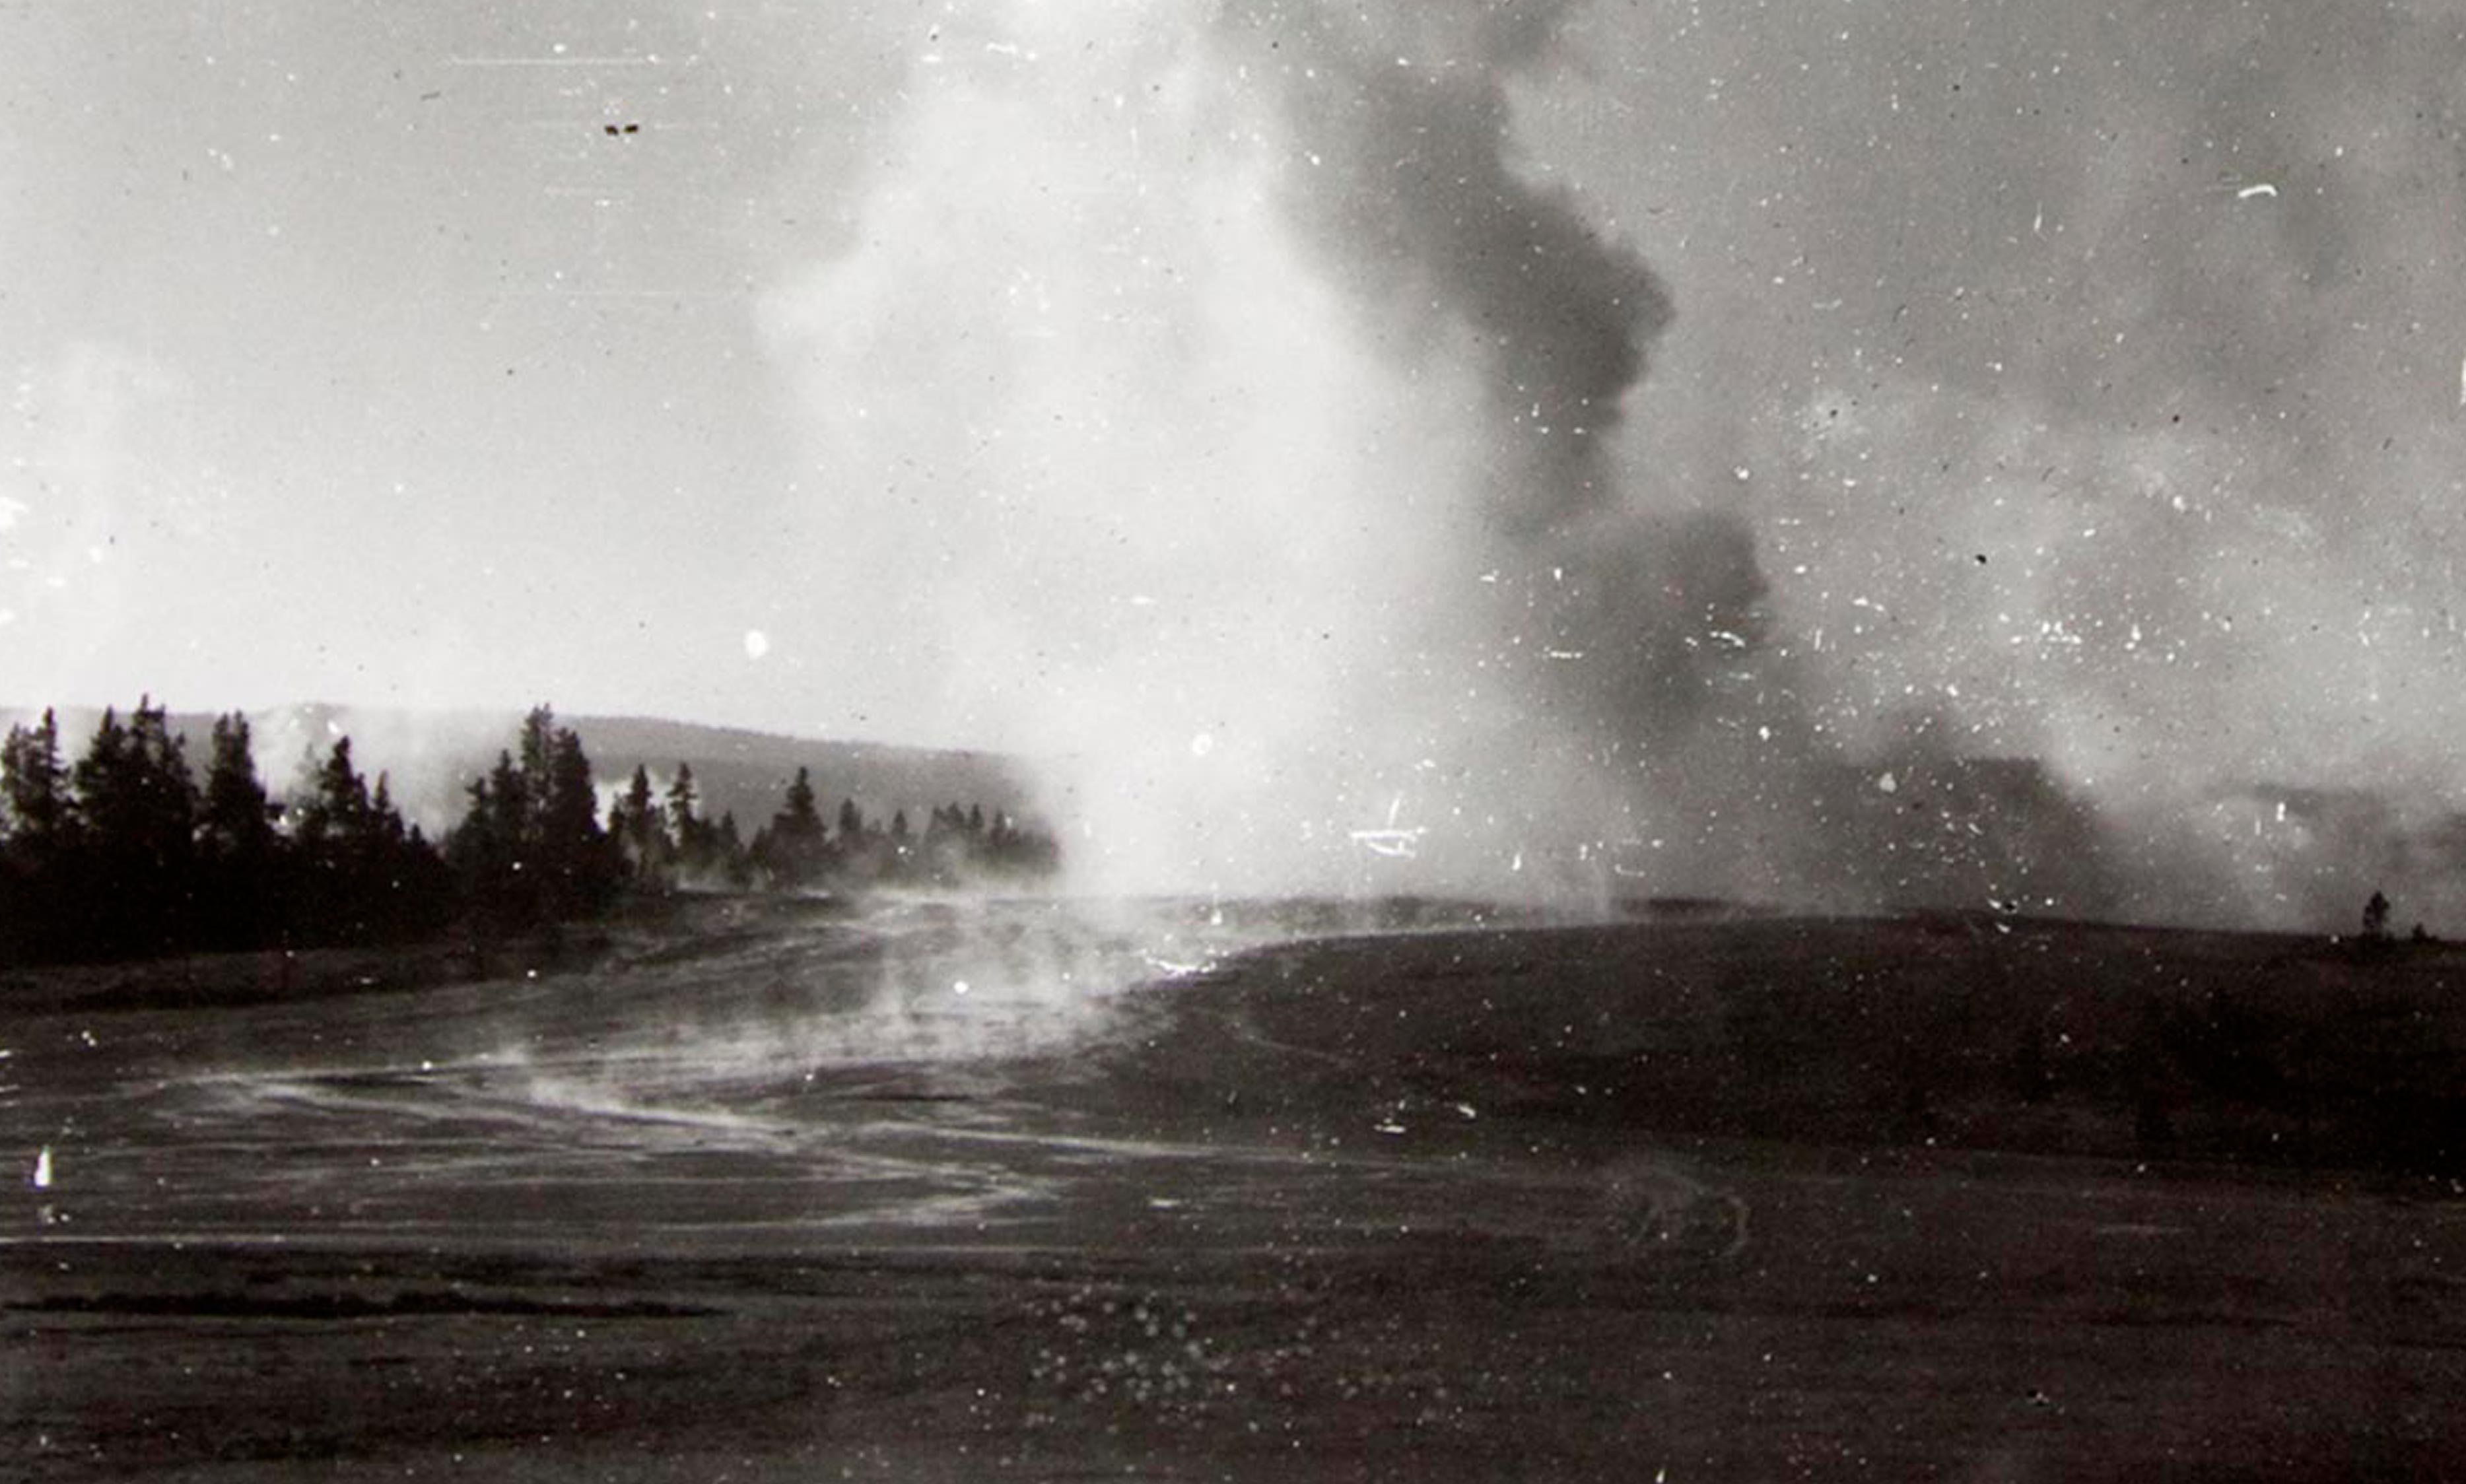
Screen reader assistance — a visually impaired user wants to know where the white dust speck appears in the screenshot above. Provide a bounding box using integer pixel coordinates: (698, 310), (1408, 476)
(1189, 731), (1215, 758)
(743, 629), (771, 660)
(2235, 183), (2278, 200)
(1350, 794), (1425, 858)
(952, 979), (971, 996)
(32, 1146), (52, 1189)
(1877, 771), (1898, 795)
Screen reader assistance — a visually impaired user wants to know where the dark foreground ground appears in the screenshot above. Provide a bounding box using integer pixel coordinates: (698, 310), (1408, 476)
(6, 899), (2466, 1481)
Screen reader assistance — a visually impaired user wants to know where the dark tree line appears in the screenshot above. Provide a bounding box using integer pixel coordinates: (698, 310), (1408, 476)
(1, 698), (1062, 966)
(613, 761), (1058, 893)
(607, 760), (748, 889)
(444, 706), (623, 933)
(0, 700), (451, 962)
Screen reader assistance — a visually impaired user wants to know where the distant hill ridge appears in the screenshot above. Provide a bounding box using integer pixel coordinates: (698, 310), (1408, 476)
(0, 703), (1035, 838)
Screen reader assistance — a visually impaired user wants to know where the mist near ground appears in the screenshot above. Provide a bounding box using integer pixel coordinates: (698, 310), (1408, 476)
(15, 895), (2466, 1480)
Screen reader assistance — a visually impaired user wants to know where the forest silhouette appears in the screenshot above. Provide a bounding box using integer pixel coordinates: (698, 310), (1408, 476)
(0, 700), (1056, 964)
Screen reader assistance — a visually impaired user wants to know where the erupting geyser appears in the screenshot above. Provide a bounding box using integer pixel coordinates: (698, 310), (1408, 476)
(771, 0), (1803, 904)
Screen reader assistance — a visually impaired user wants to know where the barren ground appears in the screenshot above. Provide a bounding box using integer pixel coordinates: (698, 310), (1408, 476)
(7, 898), (2465, 1481)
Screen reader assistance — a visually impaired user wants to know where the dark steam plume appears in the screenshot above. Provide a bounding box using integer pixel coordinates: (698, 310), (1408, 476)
(1216, 0), (1668, 531)
(1216, 1), (1797, 848)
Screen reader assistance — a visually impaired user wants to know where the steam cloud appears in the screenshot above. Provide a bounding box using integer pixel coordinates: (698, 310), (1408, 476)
(768, 0), (2466, 927)
(1216, 2), (1789, 758)
(22, 2), (2463, 930)
(769, 0), (1812, 903)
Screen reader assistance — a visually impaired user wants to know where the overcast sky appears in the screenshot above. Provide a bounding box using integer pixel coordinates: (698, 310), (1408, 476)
(8, 1), (2466, 901)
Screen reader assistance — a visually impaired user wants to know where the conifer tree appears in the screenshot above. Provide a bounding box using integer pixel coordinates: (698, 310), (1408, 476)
(291, 737), (380, 942)
(613, 763), (673, 885)
(0, 708), (72, 959)
(756, 767), (828, 887)
(292, 737), (372, 854)
(444, 706), (616, 927)
(713, 811), (749, 887)
(664, 762), (710, 871)
(447, 753), (527, 929)
(1, 708), (69, 849)
(543, 725), (617, 913)
(71, 699), (199, 956)
(197, 713), (281, 949)
(199, 714), (276, 862)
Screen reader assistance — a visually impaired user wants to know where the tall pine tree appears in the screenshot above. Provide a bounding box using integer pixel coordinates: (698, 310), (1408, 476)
(0, 709), (72, 959)
(444, 706), (617, 929)
(70, 700), (199, 957)
(197, 713), (281, 949)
